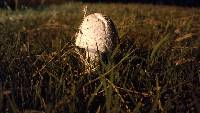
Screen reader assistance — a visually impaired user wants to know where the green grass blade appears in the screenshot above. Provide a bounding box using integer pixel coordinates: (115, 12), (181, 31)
(150, 33), (170, 60)
(87, 82), (103, 108)
(132, 101), (142, 113)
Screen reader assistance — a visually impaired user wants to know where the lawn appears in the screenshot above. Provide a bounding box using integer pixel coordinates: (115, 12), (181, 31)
(0, 2), (200, 113)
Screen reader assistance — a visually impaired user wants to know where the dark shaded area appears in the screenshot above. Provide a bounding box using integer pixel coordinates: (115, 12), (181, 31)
(83, 0), (200, 7)
(0, 0), (200, 9)
(0, 0), (70, 9)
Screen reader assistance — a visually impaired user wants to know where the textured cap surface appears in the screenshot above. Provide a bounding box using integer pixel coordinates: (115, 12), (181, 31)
(75, 13), (118, 60)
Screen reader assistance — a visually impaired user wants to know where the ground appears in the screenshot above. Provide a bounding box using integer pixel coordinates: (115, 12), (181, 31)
(0, 2), (200, 113)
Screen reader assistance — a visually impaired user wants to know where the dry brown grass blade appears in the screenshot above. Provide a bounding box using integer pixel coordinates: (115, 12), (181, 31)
(174, 58), (196, 65)
(175, 33), (194, 42)
(115, 86), (152, 97)
(95, 106), (101, 113)
(2, 90), (12, 96)
(24, 110), (45, 113)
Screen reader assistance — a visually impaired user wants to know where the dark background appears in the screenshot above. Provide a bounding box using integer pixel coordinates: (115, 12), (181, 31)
(0, 0), (200, 9)
(84, 0), (200, 6)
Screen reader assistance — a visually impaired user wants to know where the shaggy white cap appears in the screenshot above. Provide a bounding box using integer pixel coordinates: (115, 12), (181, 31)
(75, 13), (118, 61)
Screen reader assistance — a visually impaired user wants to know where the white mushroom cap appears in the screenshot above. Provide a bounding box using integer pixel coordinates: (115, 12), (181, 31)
(75, 13), (118, 61)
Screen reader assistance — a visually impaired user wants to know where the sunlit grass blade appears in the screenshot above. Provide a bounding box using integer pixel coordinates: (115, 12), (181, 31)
(150, 33), (171, 60)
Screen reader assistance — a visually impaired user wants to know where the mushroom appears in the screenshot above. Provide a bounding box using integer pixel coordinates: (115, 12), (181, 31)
(75, 13), (119, 66)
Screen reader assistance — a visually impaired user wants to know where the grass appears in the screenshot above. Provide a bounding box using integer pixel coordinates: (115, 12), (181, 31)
(0, 2), (200, 113)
